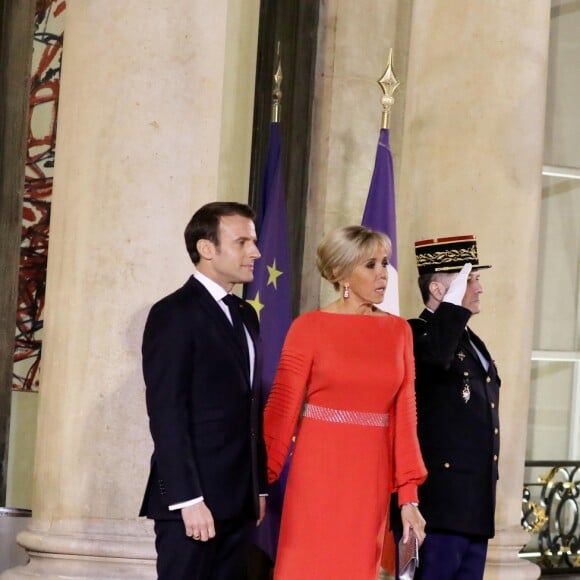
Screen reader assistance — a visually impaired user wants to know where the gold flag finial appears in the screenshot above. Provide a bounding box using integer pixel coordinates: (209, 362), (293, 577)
(272, 42), (283, 123)
(377, 48), (399, 129)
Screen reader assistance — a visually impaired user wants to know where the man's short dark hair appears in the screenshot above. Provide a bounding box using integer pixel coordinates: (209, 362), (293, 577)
(418, 272), (455, 304)
(418, 273), (435, 304)
(184, 201), (256, 264)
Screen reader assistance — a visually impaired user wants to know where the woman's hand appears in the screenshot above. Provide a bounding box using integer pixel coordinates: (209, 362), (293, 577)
(400, 503), (426, 546)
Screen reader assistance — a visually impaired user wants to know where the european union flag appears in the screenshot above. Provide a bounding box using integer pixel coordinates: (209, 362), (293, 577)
(245, 121), (292, 562)
(362, 128), (399, 314)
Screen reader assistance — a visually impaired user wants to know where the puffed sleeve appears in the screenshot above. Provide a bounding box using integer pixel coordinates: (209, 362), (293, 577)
(263, 314), (315, 483)
(391, 320), (427, 505)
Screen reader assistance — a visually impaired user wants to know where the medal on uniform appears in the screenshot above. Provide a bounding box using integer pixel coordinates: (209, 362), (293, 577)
(462, 384), (471, 403)
(457, 351), (466, 361)
(462, 372), (471, 403)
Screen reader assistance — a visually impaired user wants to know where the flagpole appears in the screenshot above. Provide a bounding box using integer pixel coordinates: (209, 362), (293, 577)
(375, 51), (400, 579)
(272, 42), (282, 123)
(362, 49), (401, 317)
(247, 42), (292, 572)
(377, 48), (400, 130)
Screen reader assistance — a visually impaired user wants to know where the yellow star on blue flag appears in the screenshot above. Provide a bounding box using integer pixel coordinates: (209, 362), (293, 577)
(267, 259), (283, 289)
(243, 121), (292, 562)
(246, 291), (265, 320)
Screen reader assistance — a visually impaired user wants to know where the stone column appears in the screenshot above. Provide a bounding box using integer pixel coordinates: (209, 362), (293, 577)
(396, 1), (551, 578)
(0, 0), (258, 578)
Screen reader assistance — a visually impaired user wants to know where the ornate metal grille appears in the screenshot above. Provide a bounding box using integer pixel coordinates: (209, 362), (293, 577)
(521, 461), (580, 572)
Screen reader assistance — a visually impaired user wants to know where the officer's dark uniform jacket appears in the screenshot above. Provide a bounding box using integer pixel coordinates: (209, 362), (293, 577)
(392, 301), (500, 538)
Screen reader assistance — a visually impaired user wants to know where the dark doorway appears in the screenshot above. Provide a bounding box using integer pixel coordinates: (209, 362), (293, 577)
(249, 0), (320, 316)
(246, 5), (320, 578)
(0, 0), (36, 505)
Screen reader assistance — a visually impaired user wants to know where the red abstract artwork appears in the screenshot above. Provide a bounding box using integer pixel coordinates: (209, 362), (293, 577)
(13, 0), (66, 391)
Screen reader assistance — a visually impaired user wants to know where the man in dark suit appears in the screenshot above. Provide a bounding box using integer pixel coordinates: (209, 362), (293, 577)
(392, 235), (500, 580)
(140, 201), (267, 580)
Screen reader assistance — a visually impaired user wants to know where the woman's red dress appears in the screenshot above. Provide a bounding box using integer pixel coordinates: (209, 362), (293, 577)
(264, 311), (427, 580)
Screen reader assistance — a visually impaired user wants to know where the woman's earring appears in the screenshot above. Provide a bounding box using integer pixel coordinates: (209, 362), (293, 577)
(343, 283), (350, 299)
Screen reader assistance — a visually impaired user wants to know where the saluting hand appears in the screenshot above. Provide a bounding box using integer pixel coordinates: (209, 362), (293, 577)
(443, 263), (472, 306)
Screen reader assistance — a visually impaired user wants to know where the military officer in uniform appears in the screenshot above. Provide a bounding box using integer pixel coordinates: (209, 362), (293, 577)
(392, 235), (500, 580)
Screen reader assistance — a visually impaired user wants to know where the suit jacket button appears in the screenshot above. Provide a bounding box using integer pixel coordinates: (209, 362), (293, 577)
(493, 455), (498, 461)
(494, 428), (499, 435)
(486, 377), (491, 383)
(444, 462), (450, 469)
(491, 402), (495, 409)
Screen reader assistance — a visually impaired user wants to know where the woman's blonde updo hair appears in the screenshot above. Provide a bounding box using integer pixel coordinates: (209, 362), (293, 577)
(316, 225), (392, 290)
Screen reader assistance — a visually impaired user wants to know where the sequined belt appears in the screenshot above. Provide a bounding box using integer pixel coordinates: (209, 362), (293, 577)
(301, 403), (389, 428)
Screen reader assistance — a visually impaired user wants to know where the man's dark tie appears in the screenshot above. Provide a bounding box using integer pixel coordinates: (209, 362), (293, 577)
(222, 294), (250, 371)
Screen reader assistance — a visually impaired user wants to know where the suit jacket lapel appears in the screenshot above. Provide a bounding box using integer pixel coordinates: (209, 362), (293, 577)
(239, 299), (261, 389)
(185, 277), (252, 387)
(240, 302), (261, 391)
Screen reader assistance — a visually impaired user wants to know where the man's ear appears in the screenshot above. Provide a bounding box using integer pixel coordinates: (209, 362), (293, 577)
(197, 238), (214, 260)
(429, 280), (444, 301)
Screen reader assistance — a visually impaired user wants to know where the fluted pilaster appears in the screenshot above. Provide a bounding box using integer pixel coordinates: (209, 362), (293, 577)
(0, 1), (259, 577)
(396, 1), (551, 578)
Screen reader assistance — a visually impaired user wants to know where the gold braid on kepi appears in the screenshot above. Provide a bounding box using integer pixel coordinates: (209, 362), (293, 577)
(414, 235), (491, 275)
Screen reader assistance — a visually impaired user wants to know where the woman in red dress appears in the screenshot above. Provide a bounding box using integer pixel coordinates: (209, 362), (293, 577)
(264, 225), (427, 580)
